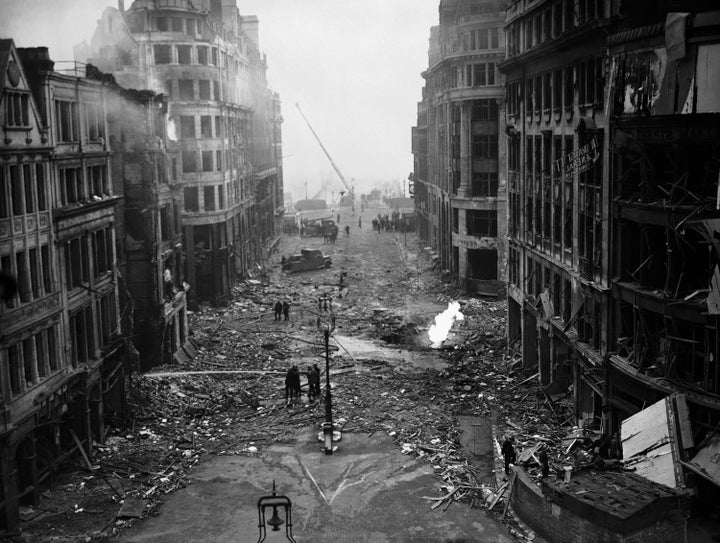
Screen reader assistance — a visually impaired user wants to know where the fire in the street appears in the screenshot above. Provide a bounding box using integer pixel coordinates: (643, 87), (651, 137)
(428, 301), (464, 346)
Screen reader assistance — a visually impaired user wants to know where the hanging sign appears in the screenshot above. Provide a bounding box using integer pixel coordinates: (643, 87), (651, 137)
(555, 136), (600, 181)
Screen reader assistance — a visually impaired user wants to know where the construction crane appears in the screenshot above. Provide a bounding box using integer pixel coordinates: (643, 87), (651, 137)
(296, 103), (355, 212)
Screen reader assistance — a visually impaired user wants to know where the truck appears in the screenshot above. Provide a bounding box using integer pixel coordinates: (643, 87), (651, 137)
(282, 249), (332, 273)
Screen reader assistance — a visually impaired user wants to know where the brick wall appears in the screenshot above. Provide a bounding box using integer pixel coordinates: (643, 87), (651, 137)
(510, 468), (687, 543)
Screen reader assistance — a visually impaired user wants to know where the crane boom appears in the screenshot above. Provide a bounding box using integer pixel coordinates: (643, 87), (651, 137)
(295, 103), (354, 203)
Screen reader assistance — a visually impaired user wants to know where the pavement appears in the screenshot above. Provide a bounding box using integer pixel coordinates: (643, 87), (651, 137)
(116, 430), (514, 543)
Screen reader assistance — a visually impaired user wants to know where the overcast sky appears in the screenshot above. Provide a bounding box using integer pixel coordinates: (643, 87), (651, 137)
(0, 0), (438, 202)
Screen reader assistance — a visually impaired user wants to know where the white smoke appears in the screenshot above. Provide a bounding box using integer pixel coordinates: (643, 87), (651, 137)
(167, 116), (177, 141)
(428, 301), (464, 346)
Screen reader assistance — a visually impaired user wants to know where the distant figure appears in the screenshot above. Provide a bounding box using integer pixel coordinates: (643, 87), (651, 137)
(274, 300), (283, 321)
(501, 435), (516, 476)
(285, 365), (301, 405)
(281, 255), (287, 267)
(337, 213), (340, 223)
(312, 363), (322, 398)
(361, 203), (365, 213)
(608, 433), (622, 459)
(345, 225), (350, 237)
(358, 217), (362, 228)
(282, 300), (290, 321)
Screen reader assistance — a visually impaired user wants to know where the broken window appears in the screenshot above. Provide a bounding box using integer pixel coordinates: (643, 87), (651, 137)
(29, 247), (40, 298)
(472, 134), (497, 159)
(211, 47), (218, 65)
(16, 251), (30, 303)
(70, 305), (95, 365)
(466, 210), (497, 237)
(88, 164), (107, 197)
(64, 236), (89, 290)
(184, 186), (199, 212)
(99, 292), (117, 347)
(178, 79), (194, 100)
(177, 45), (191, 65)
(200, 116), (212, 138)
(155, 16), (168, 31)
(36, 163), (47, 210)
(204, 186), (215, 211)
(153, 44), (171, 65)
(85, 101), (104, 140)
(41, 244), (52, 293)
(8, 344), (22, 395)
(199, 80), (211, 100)
(202, 150), (213, 172)
(60, 167), (84, 205)
(471, 172), (498, 197)
(0, 168), (8, 218)
(94, 227), (112, 277)
(468, 249), (497, 280)
(197, 45), (208, 65)
(213, 80), (221, 101)
(182, 151), (197, 173)
(55, 100), (79, 142)
(180, 116), (195, 138)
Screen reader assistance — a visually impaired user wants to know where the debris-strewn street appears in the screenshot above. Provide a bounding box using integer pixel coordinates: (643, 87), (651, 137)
(14, 206), (557, 542)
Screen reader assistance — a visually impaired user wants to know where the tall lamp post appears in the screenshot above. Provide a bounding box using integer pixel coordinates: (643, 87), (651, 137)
(317, 293), (335, 454)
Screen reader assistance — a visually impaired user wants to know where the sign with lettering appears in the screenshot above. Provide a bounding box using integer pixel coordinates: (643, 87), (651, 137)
(555, 137), (600, 181)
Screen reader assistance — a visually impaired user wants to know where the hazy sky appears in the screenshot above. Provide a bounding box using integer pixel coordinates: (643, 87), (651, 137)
(0, 0), (438, 202)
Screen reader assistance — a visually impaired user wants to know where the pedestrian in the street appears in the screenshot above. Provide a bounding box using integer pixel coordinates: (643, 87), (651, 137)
(281, 255), (287, 267)
(312, 363), (322, 398)
(501, 435), (517, 477)
(274, 300), (282, 321)
(337, 213), (340, 223)
(358, 217), (362, 228)
(345, 225), (350, 237)
(538, 445), (549, 479)
(285, 365), (301, 406)
(282, 300), (290, 321)
(305, 365), (316, 402)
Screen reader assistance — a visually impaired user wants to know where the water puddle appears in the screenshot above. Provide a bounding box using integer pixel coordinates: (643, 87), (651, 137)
(331, 334), (447, 371)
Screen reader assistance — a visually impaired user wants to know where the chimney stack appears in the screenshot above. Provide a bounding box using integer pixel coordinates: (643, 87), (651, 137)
(118, 0), (125, 12)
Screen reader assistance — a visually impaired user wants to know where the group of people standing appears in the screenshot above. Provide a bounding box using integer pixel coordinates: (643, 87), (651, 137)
(274, 300), (290, 321)
(284, 364), (322, 406)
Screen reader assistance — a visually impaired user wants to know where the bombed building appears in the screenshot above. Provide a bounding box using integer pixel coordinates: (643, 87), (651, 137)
(499, 0), (720, 512)
(0, 42), (126, 533)
(79, 0), (284, 306)
(412, 0), (507, 297)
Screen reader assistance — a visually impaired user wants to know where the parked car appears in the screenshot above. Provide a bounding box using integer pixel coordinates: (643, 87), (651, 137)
(282, 249), (332, 273)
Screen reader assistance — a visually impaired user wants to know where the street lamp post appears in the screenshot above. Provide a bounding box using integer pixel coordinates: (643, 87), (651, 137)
(256, 480), (296, 543)
(317, 294), (335, 454)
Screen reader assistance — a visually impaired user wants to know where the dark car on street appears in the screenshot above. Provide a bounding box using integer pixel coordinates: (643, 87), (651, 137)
(282, 249), (332, 273)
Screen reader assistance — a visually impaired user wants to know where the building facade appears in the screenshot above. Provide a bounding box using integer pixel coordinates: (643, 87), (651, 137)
(104, 82), (193, 370)
(500, 0), (613, 427)
(605, 4), (720, 500)
(0, 42), (126, 533)
(81, 0), (283, 306)
(413, 0), (507, 297)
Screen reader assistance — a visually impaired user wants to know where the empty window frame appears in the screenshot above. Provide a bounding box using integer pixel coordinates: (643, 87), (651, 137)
(471, 172), (499, 197)
(201, 150), (213, 172)
(197, 45), (208, 65)
(466, 209), (497, 237)
(55, 100), (79, 142)
(85, 101), (104, 140)
(153, 44), (171, 65)
(198, 80), (211, 100)
(182, 151), (197, 173)
(184, 186), (199, 212)
(200, 115), (212, 138)
(204, 186), (215, 211)
(60, 167), (84, 205)
(180, 116), (195, 138)
(93, 227), (113, 277)
(178, 79), (194, 100)
(472, 134), (498, 159)
(65, 236), (90, 290)
(88, 164), (107, 197)
(70, 305), (95, 364)
(177, 45), (191, 65)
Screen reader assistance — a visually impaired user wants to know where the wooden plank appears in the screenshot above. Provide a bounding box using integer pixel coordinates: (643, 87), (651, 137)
(621, 397), (671, 458)
(488, 482), (509, 511)
(674, 394), (694, 449)
(69, 429), (93, 471)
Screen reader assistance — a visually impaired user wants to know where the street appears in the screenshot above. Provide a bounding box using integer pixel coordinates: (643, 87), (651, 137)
(18, 205), (517, 542)
(114, 205), (513, 542)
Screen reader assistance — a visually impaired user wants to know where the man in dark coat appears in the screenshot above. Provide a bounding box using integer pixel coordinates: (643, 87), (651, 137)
(285, 366), (301, 406)
(501, 435), (517, 476)
(274, 300), (282, 321)
(282, 300), (290, 321)
(312, 363), (322, 399)
(538, 445), (550, 478)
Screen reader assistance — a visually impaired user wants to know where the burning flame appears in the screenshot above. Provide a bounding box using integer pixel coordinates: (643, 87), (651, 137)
(428, 301), (464, 345)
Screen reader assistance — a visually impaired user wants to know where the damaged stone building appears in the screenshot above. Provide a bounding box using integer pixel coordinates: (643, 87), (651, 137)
(501, 0), (720, 505)
(104, 81), (194, 370)
(0, 42), (126, 533)
(412, 0), (507, 297)
(79, 0), (284, 306)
